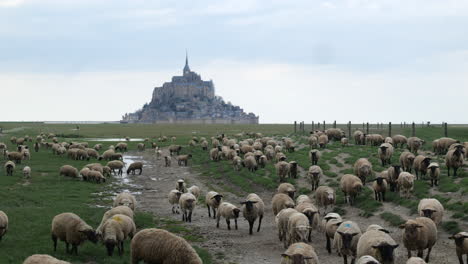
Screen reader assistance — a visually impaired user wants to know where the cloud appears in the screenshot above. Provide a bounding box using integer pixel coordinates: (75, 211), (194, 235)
(0, 0), (24, 7)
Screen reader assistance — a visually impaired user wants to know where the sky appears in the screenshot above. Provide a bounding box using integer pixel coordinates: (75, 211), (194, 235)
(1, 0), (467, 123)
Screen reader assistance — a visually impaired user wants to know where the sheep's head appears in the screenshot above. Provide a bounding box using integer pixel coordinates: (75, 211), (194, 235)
(294, 225), (310, 242)
(375, 177), (385, 185)
(421, 209), (436, 219)
(287, 191), (295, 200)
(399, 220), (423, 238)
(233, 208), (240, 218)
(105, 238), (117, 256)
(281, 253), (315, 263)
(337, 231), (359, 250)
(392, 165), (401, 175)
(119, 199), (133, 209)
(176, 191), (182, 198)
(449, 232), (468, 247)
(240, 200), (257, 211)
(372, 242), (398, 263)
(80, 228), (98, 244)
(303, 210), (317, 226)
(380, 145), (388, 153)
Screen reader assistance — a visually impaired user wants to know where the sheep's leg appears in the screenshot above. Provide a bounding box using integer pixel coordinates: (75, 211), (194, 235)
(374, 191), (378, 201)
(188, 211), (192, 222)
(182, 212), (185, 222)
(216, 216), (220, 228)
(248, 220), (253, 235)
(139, 169), (142, 175)
(308, 228), (312, 242)
(326, 235), (331, 253)
(447, 168), (451, 177)
(207, 205), (211, 218)
(120, 241), (124, 255)
(454, 167), (458, 177)
(382, 191), (386, 202)
(226, 219), (231, 230)
(52, 235), (57, 251)
(417, 249), (423, 258)
(407, 249), (412, 258)
(213, 208), (217, 219)
(235, 219), (238, 230)
(65, 242), (70, 254)
(257, 215), (263, 232)
(343, 255), (348, 264)
(425, 247), (432, 262)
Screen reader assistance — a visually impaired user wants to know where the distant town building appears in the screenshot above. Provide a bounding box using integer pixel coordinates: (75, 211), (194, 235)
(121, 54), (259, 124)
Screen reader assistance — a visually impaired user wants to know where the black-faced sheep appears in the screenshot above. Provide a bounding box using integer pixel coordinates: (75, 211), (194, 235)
(369, 176), (387, 202)
(307, 165), (323, 191)
(205, 191), (223, 219)
(413, 155), (431, 180)
(399, 217), (437, 262)
(418, 198), (444, 226)
(427, 162), (440, 187)
(397, 172), (415, 198)
(448, 232), (468, 264)
(241, 193), (264, 235)
(334, 221), (362, 264)
(127, 162), (143, 175)
(378, 143), (394, 166)
(309, 149), (321, 165)
(177, 154), (192, 166)
(4, 161), (15, 176)
(278, 183), (296, 199)
(216, 202), (240, 230)
(179, 193), (196, 222)
(356, 229), (399, 264)
(445, 144), (465, 177)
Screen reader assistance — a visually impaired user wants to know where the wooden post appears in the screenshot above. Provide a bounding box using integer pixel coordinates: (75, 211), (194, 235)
(294, 121), (297, 133)
(412, 122), (415, 137)
(404, 122), (406, 128)
(312, 121), (314, 132)
(366, 122), (369, 134)
(388, 122), (392, 137)
(323, 120), (326, 130)
(333, 120), (336, 128)
(348, 121), (352, 139)
(362, 122), (365, 131)
(317, 121), (320, 131)
(444, 122), (448, 137)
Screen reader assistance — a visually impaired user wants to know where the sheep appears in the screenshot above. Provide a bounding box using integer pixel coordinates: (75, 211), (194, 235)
(164, 156), (171, 167)
(325, 218), (344, 254)
(187, 185), (200, 199)
(241, 193), (264, 235)
(232, 156), (243, 171)
(400, 151), (416, 173)
(59, 165), (79, 178)
(385, 137), (393, 145)
(387, 165), (401, 192)
(334, 221), (362, 264)
(107, 160), (124, 176)
(179, 192), (196, 222)
(281, 242), (319, 264)
(85, 148), (99, 159)
(408, 137), (424, 154)
(307, 165), (323, 191)
(438, 137), (459, 154)
(276, 208), (299, 243)
(326, 128), (345, 140)
(205, 191), (223, 219)
(244, 155), (258, 172)
(356, 255), (380, 264)
(169, 145), (182, 156)
(94, 144), (103, 151)
(418, 198), (444, 226)
(284, 138), (295, 152)
(100, 214), (136, 256)
(342, 137), (349, 147)
(340, 174), (363, 205)
(7, 151), (23, 164)
(378, 143), (394, 166)
(357, 229), (399, 264)
(367, 134), (385, 146)
(127, 162), (143, 175)
(265, 148), (276, 161)
(275, 145), (284, 153)
(413, 155), (431, 180)
(369, 176), (387, 202)
(100, 149), (115, 161)
(309, 135), (318, 148)
(296, 195), (313, 205)
(278, 183), (296, 199)
(113, 192), (137, 211)
(397, 172), (415, 198)
(79, 167), (91, 180)
(309, 149), (321, 165)
(0, 210), (8, 241)
(85, 163), (103, 173)
(22, 254), (71, 264)
(295, 202), (319, 242)
(286, 212), (310, 248)
(87, 170), (105, 183)
(23, 148), (31, 160)
(392, 134), (408, 148)
(96, 206), (134, 236)
(366, 224), (390, 234)
(51, 212), (98, 255)
(272, 193), (296, 215)
(4, 161), (15, 176)
(177, 154), (192, 166)
(176, 179), (187, 193)
(315, 186), (335, 214)
(400, 217), (437, 262)
(353, 130), (365, 145)
(406, 257), (427, 264)
(258, 155), (267, 168)
(76, 149), (89, 161)
(448, 232), (468, 264)
(354, 158), (373, 184)
(216, 202), (240, 230)
(427, 163), (440, 187)
(318, 134), (329, 148)
(446, 144), (465, 176)
(168, 190), (183, 214)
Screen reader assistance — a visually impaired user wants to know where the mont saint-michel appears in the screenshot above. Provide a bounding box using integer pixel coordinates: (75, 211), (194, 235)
(121, 55), (259, 124)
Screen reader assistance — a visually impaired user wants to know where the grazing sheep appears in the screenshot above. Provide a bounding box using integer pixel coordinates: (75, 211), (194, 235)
(244, 155), (258, 172)
(315, 186), (335, 214)
(126, 162), (143, 175)
(334, 221), (362, 264)
(51, 212), (98, 255)
(318, 134), (329, 148)
(309, 149), (321, 165)
(22, 254), (71, 264)
(241, 193), (264, 235)
(130, 228), (202, 264)
(205, 191), (223, 219)
(0, 210), (8, 241)
(295, 202), (319, 242)
(392, 135), (408, 148)
(87, 170), (105, 183)
(356, 229), (399, 264)
(408, 137), (424, 154)
(96, 206), (134, 236)
(276, 208), (299, 243)
(278, 183), (296, 199)
(427, 163), (440, 187)
(400, 151), (416, 173)
(179, 193), (196, 222)
(275, 145), (284, 153)
(280, 242), (319, 264)
(309, 135), (318, 148)
(99, 149), (115, 161)
(378, 143), (394, 166)
(187, 185), (201, 199)
(86, 148), (99, 159)
(341, 137), (349, 147)
(367, 134), (385, 146)
(79, 167), (91, 180)
(113, 192), (137, 211)
(356, 255), (380, 264)
(169, 145), (182, 156)
(400, 217), (437, 262)
(59, 165), (79, 178)
(413, 155), (431, 180)
(164, 156), (171, 167)
(437, 137), (459, 154)
(340, 174), (363, 205)
(168, 190), (183, 214)
(10, 136), (16, 144)
(418, 198), (444, 226)
(354, 158), (373, 184)
(101, 214), (136, 256)
(370, 176), (387, 202)
(4, 161), (15, 176)
(307, 165), (323, 191)
(448, 232), (468, 264)
(286, 212), (310, 248)
(177, 154), (192, 166)
(107, 160), (124, 176)
(387, 165), (402, 192)
(325, 218), (344, 254)
(176, 179), (187, 193)
(272, 193), (296, 215)
(446, 144), (465, 177)
(94, 144), (103, 151)
(217, 202), (240, 230)
(397, 172), (415, 198)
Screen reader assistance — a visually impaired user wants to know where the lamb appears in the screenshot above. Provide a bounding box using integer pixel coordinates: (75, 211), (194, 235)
(354, 158), (373, 184)
(356, 229), (399, 264)
(59, 165), (79, 178)
(400, 151), (416, 173)
(187, 185), (201, 199)
(137, 143), (145, 151)
(392, 134), (408, 148)
(276, 161), (290, 182)
(278, 183), (296, 199)
(127, 162), (143, 175)
(51, 212), (98, 255)
(418, 198), (444, 226)
(408, 137), (424, 154)
(315, 186), (335, 214)
(168, 190), (183, 214)
(325, 218), (344, 254)
(356, 255), (380, 264)
(22, 254), (71, 264)
(217, 202), (240, 230)
(307, 165), (323, 191)
(309, 135), (318, 148)
(4, 161), (15, 176)
(378, 143), (394, 166)
(179, 192), (197, 222)
(309, 149), (321, 165)
(244, 155), (258, 172)
(448, 232), (468, 264)
(113, 192), (137, 211)
(205, 191), (223, 218)
(413, 155), (431, 180)
(318, 134), (329, 148)
(130, 228), (202, 264)
(369, 176), (387, 202)
(340, 174), (363, 205)
(295, 202), (319, 242)
(445, 144), (465, 176)
(280, 242), (319, 264)
(164, 156), (171, 167)
(241, 193), (264, 235)
(387, 165), (401, 192)
(107, 160), (124, 176)
(397, 172), (416, 198)
(406, 257), (427, 264)
(96, 206), (134, 236)
(176, 179), (187, 193)
(177, 154), (192, 166)
(334, 221), (362, 264)
(286, 212), (310, 248)
(276, 208), (299, 243)
(232, 156), (243, 171)
(427, 163), (440, 187)
(169, 145), (182, 156)
(101, 214), (136, 256)
(0, 210), (8, 241)
(272, 193), (296, 215)
(400, 217), (437, 262)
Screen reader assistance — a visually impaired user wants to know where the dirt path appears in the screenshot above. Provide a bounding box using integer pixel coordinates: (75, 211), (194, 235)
(122, 149), (459, 264)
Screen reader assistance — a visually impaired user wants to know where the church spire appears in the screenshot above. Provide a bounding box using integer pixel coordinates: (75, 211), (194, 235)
(183, 50), (190, 75)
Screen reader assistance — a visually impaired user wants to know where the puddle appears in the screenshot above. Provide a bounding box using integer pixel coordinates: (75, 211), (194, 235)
(83, 138), (145, 142)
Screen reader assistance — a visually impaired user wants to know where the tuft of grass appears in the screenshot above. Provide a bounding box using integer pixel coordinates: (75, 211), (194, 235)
(354, 188), (382, 217)
(380, 212), (406, 226)
(442, 221), (461, 234)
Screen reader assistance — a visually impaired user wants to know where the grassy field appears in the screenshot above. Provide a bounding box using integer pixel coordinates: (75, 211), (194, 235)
(0, 122), (467, 263)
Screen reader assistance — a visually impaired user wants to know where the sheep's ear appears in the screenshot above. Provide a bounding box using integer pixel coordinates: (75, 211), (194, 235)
(251, 201), (258, 204)
(239, 201), (247, 205)
(448, 235), (455, 240)
(351, 233), (359, 237)
(281, 254), (289, 258)
(337, 231), (345, 236)
(398, 224), (406, 229)
(335, 221), (343, 226)
(392, 244), (399, 249)
(416, 225), (424, 228)
(379, 228), (390, 234)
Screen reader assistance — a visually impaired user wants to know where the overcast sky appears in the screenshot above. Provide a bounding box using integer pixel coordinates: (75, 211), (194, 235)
(1, 0), (467, 123)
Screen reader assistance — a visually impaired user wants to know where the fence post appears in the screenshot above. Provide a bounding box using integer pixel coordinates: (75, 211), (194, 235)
(444, 122), (448, 137)
(388, 122), (392, 137)
(366, 122), (369, 134)
(312, 121), (314, 132)
(412, 122), (415, 137)
(404, 122), (406, 128)
(333, 120), (336, 128)
(348, 121), (352, 138)
(302, 121), (305, 135)
(323, 120), (326, 130)
(294, 121), (297, 133)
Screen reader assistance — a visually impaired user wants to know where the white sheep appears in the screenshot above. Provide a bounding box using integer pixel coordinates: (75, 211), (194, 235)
(295, 202), (319, 242)
(244, 155), (258, 172)
(340, 174), (363, 205)
(370, 176), (387, 202)
(449, 232), (468, 264)
(307, 165), (323, 191)
(22, 254), (71, 264)
(325, 218), (343, 254)
(418, 198), (444, 226)
(296, 195), (312, 205)
(241, 193), (264, 235)
(309, 149), (321, 165)
(179, 192), (197, 222)
(314, 186), (335, 215)
(187, 185), (201, 199)
(400, 217), (437, 262)
(280, 242), (319, 264)
(408, 137), (424, 154)
(354, 158), (373, 184)
(113, 192), (137, 211)
(276, 208), (298, 242)
(205, 191), (223, 219)
(232, 156), (242, 171)
(427, 163), (440, 187)
(101, 214), (136, 256)
(356, 229), (399, 263)
(286, 212), (310, 248)
(277, 183), (296, 199)
(378, 143), (394, 166)
(272, 193), (296, 215)
(397, 172), (415, 198)
(392, 134), (408, 148)
(59, 165), (79, 178)
(216, 202), (240, 230)
(168, 190), (183, 214)
(0, 210), (8, 241)
(334, 221), (362, 264)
